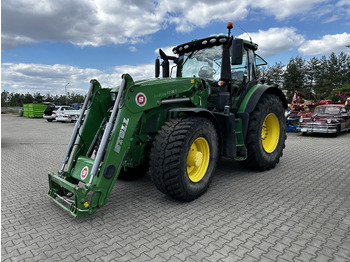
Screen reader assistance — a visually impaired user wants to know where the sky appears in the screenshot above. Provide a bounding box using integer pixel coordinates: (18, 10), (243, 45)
(1, 0), (350, 96)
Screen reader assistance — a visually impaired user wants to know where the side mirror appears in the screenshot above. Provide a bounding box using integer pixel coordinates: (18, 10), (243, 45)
(155, 58), (160, 78)
(231, 39), (243, 65)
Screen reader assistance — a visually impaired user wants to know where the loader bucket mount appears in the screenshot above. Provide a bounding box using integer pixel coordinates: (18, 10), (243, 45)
(48, 75), (129, 217)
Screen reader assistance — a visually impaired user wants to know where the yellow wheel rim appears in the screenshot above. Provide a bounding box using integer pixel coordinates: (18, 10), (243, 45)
(187, 137), (210, 182)
(261, 113), (280, 153)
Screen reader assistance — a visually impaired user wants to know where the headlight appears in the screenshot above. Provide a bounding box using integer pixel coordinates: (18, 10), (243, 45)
(299, 116), (303, 123)
(327, 119), (332, 124)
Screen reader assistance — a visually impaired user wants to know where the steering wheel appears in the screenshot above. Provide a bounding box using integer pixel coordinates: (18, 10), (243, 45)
(199, 66), (216, 74)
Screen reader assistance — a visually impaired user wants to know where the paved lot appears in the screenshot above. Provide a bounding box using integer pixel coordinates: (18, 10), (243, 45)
(2, 114), (350, 262)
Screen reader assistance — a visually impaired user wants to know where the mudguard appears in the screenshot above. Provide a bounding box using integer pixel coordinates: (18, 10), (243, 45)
(236, 85), (287, 142)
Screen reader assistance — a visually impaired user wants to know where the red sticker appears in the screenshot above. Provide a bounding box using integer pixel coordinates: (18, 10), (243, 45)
(135, 92), (147, 107)
(81, 166), (89, 180)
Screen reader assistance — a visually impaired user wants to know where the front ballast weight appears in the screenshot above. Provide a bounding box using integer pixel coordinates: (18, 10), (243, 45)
(48, 75), (128, 217)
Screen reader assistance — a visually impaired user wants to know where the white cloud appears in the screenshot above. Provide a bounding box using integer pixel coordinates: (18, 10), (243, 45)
(2, 0), (339, 50)
(1, 63), (155, 95)
(253, 0), (327, 20)
(129, 46), (137, 52)
(2, 35), (38, 50)
(238, 27), (305, 57)
(2, 0), (161, 50)
(308, 1), (350, 23)
(165, 0), (250, 33)
(155, 46), (176, 56)
(298, 33), (350, 55)
(113, 64), (156, 81)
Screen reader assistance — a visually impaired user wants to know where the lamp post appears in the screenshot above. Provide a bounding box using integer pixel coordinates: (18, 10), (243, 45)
(65, 83), (69, 105)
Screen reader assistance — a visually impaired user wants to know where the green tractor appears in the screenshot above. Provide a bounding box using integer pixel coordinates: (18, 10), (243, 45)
(48, 23), (287, 217)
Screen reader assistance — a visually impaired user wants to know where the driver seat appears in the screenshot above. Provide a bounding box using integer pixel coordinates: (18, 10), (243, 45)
(198, 66), (215, 79)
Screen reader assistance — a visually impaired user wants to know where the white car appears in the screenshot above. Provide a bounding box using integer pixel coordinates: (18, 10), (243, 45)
(55, 107), (80, 123)
(43, 105), (74, 122)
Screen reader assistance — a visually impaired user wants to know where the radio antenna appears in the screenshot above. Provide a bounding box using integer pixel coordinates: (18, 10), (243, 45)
(238, 25), (252, 43)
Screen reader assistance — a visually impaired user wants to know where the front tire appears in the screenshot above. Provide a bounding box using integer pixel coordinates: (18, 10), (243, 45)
(240, 94), (286, 171)
(150, 117), (218, 201)
(332, 125), (340, 137)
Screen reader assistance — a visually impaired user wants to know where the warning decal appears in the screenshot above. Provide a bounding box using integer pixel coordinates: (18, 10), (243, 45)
(81, 166), (89, 180)
(135, 92), (147, 107)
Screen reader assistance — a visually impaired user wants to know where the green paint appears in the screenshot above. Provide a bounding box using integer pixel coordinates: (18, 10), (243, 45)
(237, 84), (261, 113)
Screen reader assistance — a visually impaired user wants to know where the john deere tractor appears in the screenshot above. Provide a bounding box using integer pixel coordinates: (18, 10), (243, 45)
(48, 23), (287, 217)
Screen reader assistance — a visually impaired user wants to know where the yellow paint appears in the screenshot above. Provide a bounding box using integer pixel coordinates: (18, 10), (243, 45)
(187, 137), (210, 182)
(261, 113), (280, 153)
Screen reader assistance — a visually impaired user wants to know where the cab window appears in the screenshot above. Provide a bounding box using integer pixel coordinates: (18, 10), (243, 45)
(230, 51), (247, 83)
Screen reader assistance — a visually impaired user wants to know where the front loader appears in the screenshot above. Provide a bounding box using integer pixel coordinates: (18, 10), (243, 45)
(48, 23), (287, 217)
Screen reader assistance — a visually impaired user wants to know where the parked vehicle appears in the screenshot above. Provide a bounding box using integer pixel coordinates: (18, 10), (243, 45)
(48, 22), (287, 217)
(71, 103), (83, 110)
(297, 104), (350, 136)
(43, 104), (56, 122)
(286, 113), (299, 132)
(56, 109), (81, 123)
(43, 105), (75, 122)
(318, 100), (332, 105)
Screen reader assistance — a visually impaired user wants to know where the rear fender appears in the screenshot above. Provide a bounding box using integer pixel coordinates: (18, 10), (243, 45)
(237, 85), (287, 141)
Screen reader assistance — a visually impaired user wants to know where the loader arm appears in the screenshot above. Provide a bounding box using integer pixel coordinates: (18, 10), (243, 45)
(48, 74), (143, 217)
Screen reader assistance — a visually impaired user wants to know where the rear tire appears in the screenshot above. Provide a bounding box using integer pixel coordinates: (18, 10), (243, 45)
(150, 117), (218, 201)
(240, 94), (286, 171)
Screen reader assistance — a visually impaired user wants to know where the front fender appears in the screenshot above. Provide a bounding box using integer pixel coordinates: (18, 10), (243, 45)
(168, 107), (236, 158)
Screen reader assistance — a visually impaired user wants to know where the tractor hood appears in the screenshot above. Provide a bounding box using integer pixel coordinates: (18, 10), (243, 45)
(111, 77), (197, 92)
(112, 75), (206, 113)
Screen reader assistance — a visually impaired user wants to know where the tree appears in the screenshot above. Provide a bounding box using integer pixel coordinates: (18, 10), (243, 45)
(44, 93), (54, 103)
(1, 90), (86, 107)
(33, 93), (43, 103)
(68, 92), (85, 104)
(328, 84), (350, 103)
(305, 57), (319, 100)
(9, 93), (23, 106)
(265, 62), (285, 88)
(1, 90), (10, 106)
(23, 93), (34, 104)
(313, 52), (350, 100)
(283, 57), (305, 101)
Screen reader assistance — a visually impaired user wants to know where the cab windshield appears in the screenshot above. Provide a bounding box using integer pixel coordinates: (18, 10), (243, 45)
(179, 45), (222, 81)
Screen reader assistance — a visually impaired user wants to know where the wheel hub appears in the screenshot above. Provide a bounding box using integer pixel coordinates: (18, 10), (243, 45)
(187, 151), (203, 167)
(261, 113), (280, 153)
(187, 137), (210, 182)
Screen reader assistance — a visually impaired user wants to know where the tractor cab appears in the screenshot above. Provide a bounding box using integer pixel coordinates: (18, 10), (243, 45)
(156, 24), (266, 112)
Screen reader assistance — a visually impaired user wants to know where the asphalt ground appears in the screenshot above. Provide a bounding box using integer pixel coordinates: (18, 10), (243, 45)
(1, 114), (350, 262)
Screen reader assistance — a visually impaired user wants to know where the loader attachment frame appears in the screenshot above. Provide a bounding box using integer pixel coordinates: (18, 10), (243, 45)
(48, 75), (132, 217)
